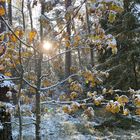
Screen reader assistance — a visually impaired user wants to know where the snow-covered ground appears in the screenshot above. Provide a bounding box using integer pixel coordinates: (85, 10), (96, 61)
(12, 104), (140, 140)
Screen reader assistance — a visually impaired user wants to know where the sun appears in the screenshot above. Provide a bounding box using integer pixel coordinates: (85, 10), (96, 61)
(43, 41), (52, 51)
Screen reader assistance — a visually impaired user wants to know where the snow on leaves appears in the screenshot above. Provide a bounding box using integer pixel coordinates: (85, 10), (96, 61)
(0, 73), (14, 87)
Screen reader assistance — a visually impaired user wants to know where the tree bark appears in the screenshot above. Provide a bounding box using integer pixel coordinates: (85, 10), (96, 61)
(85, 1), (94, 66)
(22, 0), (25, 30)
(35, 2), (44, 140)
(27, 0), (33, 29)
(8, 0), (12, 25)
(35, 54), (42, 140)
(17, 42), (24, 140)
(0, 107), (13, 140)
(65, 0), (72, 77)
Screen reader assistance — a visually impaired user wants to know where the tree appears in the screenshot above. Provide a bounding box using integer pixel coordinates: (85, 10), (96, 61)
(98, 0), (140, 90)
(1, 0), (140, 139)
(65, 0), (72, 77)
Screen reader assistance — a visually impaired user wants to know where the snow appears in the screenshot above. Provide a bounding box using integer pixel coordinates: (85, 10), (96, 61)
(12, 106), (140, 140)
(0, 122), (3, 130)
(0, 73), (15, 88)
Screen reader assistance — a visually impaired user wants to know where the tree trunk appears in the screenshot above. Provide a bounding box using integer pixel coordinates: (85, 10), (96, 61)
(22, 0), (25, 30)
(8, 0), (12, 25)
(85, 1), (94, 66)
(65, 0), (72, 77)
(0, 6), (13, 139)
(90, 44), (94, 66)
(0, 107), (13, 140)
(27, 0), (33, 29)
(35, 54), (42, 140)
(78, 48), (82, 70)
(35, 2), (44, 140)
(17, 42), (24, 140)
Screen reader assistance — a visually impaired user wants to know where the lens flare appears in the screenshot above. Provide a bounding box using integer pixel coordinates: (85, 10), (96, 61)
(43, 41), (52, 51)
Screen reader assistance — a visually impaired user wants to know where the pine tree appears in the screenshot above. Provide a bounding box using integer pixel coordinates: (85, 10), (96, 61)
(98, 0), (140, 90)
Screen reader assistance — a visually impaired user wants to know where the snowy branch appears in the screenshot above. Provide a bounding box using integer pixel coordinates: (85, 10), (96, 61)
(40, 73), (79, 91)
(43, 46), (93, 63)
(41, 98), (92, 105)
(23, 78), (37, 89)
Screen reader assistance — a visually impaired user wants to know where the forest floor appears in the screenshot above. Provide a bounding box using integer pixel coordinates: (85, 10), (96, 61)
(12, 104), (140, 140)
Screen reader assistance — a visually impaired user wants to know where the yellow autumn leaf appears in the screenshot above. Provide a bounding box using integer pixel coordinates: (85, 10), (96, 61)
(0, 5), (5, 16)
(74, 35), (81, 41)
(80, 103), (87, 110)
(87, 91), (96, 98)
(135, 108), (140, 115)
(123, 108), (130, 116)
(7, 0), (11, 3)
(106, 101), (120, 114)
(28, 29), (37, 43)
(29, 87), (36, 94)
(117, 95), (129, 105)
(0, 45), (6, 56)
(5, 72), (12, 77)
(0, 64), (5, 71)
(83, 107), (95, 118)
(94, 99), (101, 106)
(108, 12), (116, 23)
(83, 71), (94, 82)
(90, 80), (96, 87)
(9, 33), (17, 43)
(73, 35), (81, 47)
(0, 33), (5, 42)
(42, 79), (52, 87)
(70, 81), (83, 93)
(8, 43), (15, 49)
(70, 91), (78, 100)
(112, 47), (118, 54)
(109, 4), (124, 13)
(65, 41), (70, 47)
(71, 102), (80, 113)
(62, 105), (71, 114)
(134, 97), (140, 107)
(111, 102), (120, 114)
(70, 66), (77, 73)
(94, 96), (104, 106)
(59, 94), (67, 101)
(106, 102), (112, 112)
(14, 59), (20, 65)
(15, 26), (24, 38)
